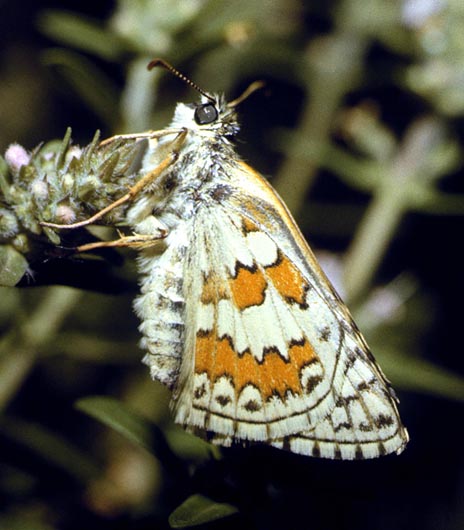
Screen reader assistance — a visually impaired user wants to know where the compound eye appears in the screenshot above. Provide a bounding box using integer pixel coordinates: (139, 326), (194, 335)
(194, 103), (218, 125)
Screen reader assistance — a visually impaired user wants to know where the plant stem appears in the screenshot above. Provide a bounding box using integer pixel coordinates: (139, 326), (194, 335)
(0, 287), (82, 410)
(343, 184), (406, 305)
(273, 33), (364, 216)
(343, 117), (446, 304)
(120, 56), (160, 132)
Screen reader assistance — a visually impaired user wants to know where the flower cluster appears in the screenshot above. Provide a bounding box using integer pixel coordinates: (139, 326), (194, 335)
(0, 129), (144, 285)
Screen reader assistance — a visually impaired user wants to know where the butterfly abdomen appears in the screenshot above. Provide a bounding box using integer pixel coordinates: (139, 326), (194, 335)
(135, 231), (188, 389)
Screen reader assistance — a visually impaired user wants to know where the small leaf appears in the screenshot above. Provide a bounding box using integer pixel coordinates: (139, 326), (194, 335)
(38, 10), (123, 60)
(375, 349), (464, 402)
(164, 425), (217, 461)
(55, 127), (72, 169)
(0, 417), (99, 483)
(41, 49), (119, 128)
(41, 226), (61, 245)
(169, 494), (238, 528)
(0, 513), (55, 530)
(84, 129), (102, 160)
(410, 189), (464, 215)
(0, 155), (12, 199)
(75, 396), (186, 475)
(76, 396), (158, 452)
(0, 246), (29, 287)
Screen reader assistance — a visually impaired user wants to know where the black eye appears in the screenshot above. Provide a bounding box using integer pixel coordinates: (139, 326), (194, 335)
(194, 103), (218, 125)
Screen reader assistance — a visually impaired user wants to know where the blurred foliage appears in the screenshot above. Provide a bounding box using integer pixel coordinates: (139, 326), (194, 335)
(1, 0), (464, 529)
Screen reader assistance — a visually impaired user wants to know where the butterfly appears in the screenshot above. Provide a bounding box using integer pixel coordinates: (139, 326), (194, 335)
(44, 60), (409, 459)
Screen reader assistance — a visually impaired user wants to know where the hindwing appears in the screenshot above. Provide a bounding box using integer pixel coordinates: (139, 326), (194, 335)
(171, 179), (408, 459)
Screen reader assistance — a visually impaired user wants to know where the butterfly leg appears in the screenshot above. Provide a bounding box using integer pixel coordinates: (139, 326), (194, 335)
(75, 228), (168, 253)
(98, 127), (185, 147)
(72, 212), (170, 252)
(40, 129), (188, 231)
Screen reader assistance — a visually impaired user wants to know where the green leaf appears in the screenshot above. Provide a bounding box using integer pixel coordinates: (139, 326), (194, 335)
(375, 349), (464, 402)
(164, 425), (218, 461)
(0, 417), (99, 483)
(0, 514), (55, 530)
(169, 494), (238, 528)
(76, 396), (158, 451)
(0, 463), (36, 496)
(410, 189), (464, 215)
(38, 10), (123, 60)
(0, 155), (12, 200)
(75, 396), (185, 474)
(55, 126), (72, 170)
(0, 246), (29, 287)
(78, 397), (214, 462)
(41, 49), (119, 128)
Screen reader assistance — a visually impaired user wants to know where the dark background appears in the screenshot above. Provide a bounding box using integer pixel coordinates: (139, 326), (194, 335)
(1, 1), (463, 529)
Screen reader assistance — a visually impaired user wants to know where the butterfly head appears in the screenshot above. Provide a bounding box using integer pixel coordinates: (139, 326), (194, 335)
(147, 59), (263, 141)
(171, 93), (240, 138)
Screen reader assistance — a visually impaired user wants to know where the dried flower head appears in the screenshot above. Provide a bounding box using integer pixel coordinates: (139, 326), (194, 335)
(5, 144), (31, 173)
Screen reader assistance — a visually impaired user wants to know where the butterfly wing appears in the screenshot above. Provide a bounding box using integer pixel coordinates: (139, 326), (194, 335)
(172, 162), (408, 459)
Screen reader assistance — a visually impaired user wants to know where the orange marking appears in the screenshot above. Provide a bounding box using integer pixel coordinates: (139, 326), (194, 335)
(216, 337), (237, 377)
(195, 331), (215, 373)
(288, 340), (318, 366)
(266, 253), (308, 306)
(242, 217), (259, 233)
(237, 196), (270, 226)
(194, 331), (318, 400)
(229, 266), (267, 310)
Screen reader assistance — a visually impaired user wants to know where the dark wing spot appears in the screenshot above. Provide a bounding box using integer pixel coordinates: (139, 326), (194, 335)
(359, 422), (374, 432)
(243, 400), (261, 412)
(209, 184), (232, 202)
(261, 346), (282, 359)
(334, 422), (352, 433)
(319, 326), (331, 342)
(336, 394), (359, 407)
(306, 376), (323, 393)
(346, 352), (357, 369)
(163, 174), (177, 192)
(216, 395), (232, 407)
(375, 414), (395, 429)
(194, 383), (207, 400)
(282, 438), (291, 452)
(169, 300), (184, 312)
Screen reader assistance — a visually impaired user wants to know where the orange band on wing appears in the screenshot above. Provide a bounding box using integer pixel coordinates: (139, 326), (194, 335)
(195, 332), (318, 400)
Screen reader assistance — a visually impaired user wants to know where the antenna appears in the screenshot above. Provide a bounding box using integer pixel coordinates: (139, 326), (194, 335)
(227, 80), (266, 108)
(148, 59), (215, 104)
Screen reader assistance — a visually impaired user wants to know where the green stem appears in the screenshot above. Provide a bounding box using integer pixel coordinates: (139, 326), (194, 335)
(120, 56), (160, 132)
(343, 184), (406, 305)
(343, 117), (448, 304)
(0, 287), (82, 410)
(273, 33), (365, 216)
